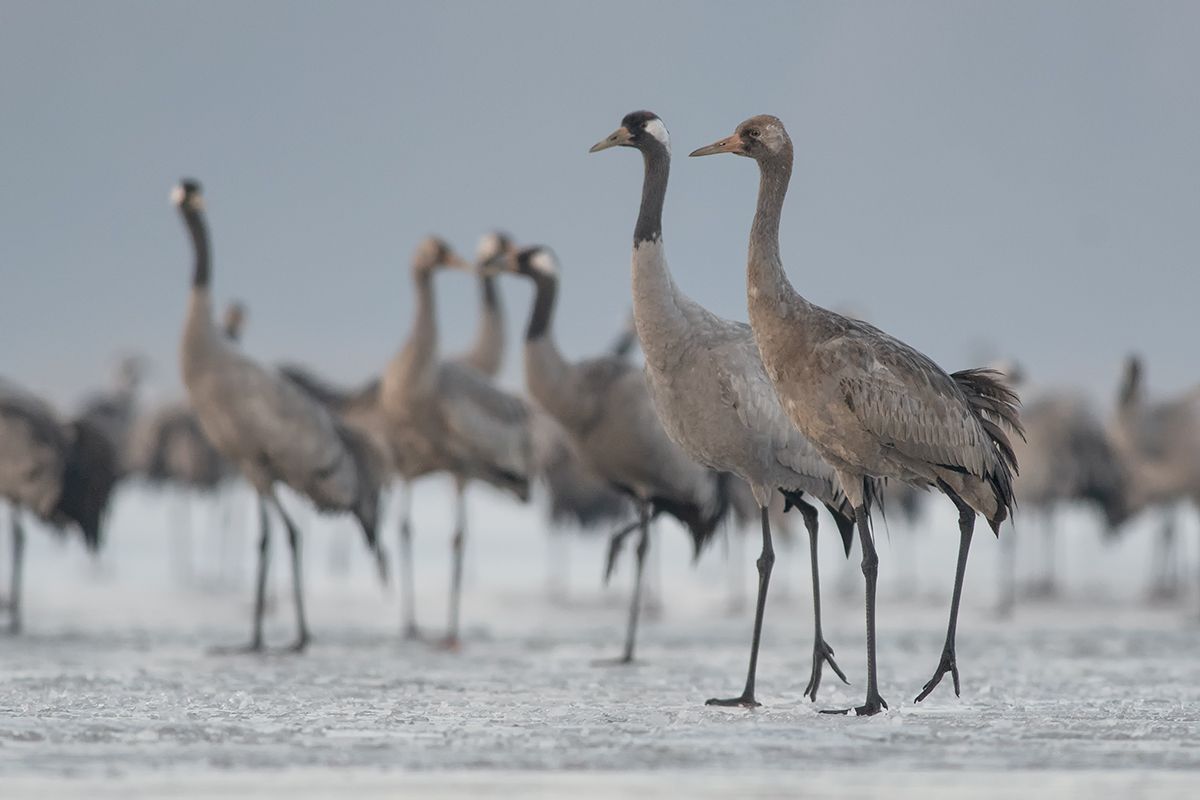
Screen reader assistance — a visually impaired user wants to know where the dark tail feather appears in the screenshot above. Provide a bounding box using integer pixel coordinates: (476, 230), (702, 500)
(779, 488), (855, 559)
(824, 501), (856, 558)
(336, 422), (388, 586)
(953, 367), (1023, 530)
(55, 419), (120, 553)
(650, 471), (732, 561)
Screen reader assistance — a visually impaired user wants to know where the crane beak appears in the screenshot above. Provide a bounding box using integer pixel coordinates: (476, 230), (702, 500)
(445, 253), (472, 271)
(477, 253), (507, 277)
(589, 126), (632, 153)
(689, 134), (743, 158)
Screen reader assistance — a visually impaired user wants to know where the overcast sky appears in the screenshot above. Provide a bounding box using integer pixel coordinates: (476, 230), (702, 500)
(2, 1), (1197, 412)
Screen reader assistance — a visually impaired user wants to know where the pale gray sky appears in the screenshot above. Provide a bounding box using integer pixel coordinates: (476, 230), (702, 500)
(2, 1), (1197, 410)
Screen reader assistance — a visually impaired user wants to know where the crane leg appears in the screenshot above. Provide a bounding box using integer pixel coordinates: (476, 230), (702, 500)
(798, 500), (849, 701)
(271, 495), (310, 653)
(7, 508), (25, 635)
(915, 494), (975, 703)
(440, 484), (467, 651)
(706, 505), (777, 707)
(210, 495), (270, 654)
(822, 503), (886, 716)
(397, 483), (421, 640)
(596, 501), (650, 665)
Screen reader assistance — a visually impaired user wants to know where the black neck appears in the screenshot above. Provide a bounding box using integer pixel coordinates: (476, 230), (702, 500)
(526, 273), (558, 341)
(634, 140), (670, 244)
(183, 208), (210, 289)
(481, 273), (499, 309)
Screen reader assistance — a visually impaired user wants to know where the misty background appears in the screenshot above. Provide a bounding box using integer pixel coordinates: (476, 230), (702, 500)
(2, 0), (1196, 410)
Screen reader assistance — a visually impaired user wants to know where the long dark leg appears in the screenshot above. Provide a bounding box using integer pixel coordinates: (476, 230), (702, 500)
(706, 505), (776, 707)
(823, 503), (886, 716)
(619, 502), (652, 663)
(397, 483), (420, 640)
(915, 495), (975, 702)
(8, 508), (25, 635)
(798, 501), (849, 701)
(271, 495), (310, 653)
(212, 495), (269, 653)
(251, 497), (270, 649)
(442, 482), (467, 650)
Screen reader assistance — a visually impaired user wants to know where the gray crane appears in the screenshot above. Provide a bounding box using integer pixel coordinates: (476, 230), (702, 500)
(77, 354), (146, 476)
(1, 378), (119, 633)
(378, 236), (534, 649)
(590, 111), (857, 706)
(1001, 381), (1126, 611)
(172, 179), (387, 652)
(1111, 356), (1200, 603)
(488, 245), (728, 664)
(127, 302), (248, 583)
(278, 233), (525, 642)
(453, 231), (513, 377)
(692, 116), (1021, 715)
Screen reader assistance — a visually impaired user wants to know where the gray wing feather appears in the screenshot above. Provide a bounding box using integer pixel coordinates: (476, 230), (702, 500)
(438, 363), (531, 480)
(191, 354), (358, 506)
(818, 324), (998, 479)
(0, 378), (66, 516)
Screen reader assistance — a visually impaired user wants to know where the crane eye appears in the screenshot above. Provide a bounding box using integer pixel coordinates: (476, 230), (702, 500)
(747, 129), (760, 139)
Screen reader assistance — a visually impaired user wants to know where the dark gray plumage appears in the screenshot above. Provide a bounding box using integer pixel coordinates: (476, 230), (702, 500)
(377, 236), (534, 649)
(491, 244), (728, 664)
(1110, 356), (1200, 603)
(172, 179), (386, 653)
(1, 378), (120, 633)
(692, 115), (1022, 714)
(591, 110), (858, 706)
(77, 355), (144, 477)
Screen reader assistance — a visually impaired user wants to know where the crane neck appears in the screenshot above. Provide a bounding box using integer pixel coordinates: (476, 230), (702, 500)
(748, 150), (798, 307)
(634, 140), (670, 245)
(481, 273), (500, 311)
(392, 266), (440, 390)
(525, 272), (558, 341)
(630, 138), (692, 370)
(182, 207), (210, 290)
(455, 273), (506, 376)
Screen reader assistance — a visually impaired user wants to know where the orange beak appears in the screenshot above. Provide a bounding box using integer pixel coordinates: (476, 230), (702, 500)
(689, 133), (743, 157)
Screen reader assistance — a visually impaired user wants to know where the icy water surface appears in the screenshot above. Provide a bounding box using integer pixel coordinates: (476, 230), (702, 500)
(2, 482), (1199, 796)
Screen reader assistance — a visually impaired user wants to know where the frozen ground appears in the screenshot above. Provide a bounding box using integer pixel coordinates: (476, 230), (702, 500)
(2, 480), (1199, 796)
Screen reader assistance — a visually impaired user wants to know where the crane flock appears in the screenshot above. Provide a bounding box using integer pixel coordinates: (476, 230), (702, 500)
(2, 110), (1195, 715)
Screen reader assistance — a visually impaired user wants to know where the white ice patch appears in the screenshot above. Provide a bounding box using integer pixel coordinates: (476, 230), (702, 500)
(529, 249), (558, 276)
(644, 118), (670, 150)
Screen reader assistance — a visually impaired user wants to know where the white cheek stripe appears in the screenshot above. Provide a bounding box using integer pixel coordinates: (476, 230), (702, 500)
(644, 118), (670, 150)
(530, 250), (558, 275)
(477, 232), (502, 261)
